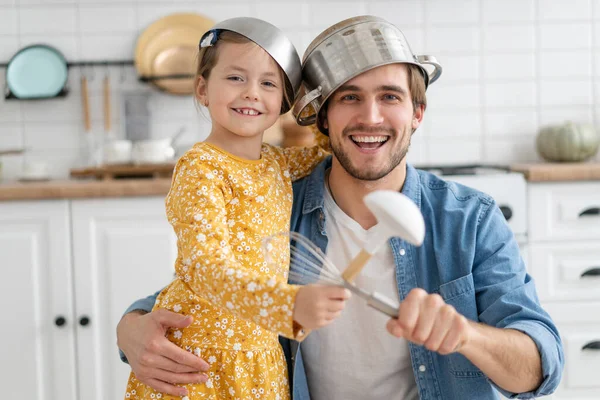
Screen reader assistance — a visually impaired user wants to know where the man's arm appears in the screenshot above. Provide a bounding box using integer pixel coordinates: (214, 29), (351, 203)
(461, 321), (542, 393)
(386, 289), (543, 393)
(117, 292), (209, 397)
(388, 200), (563, 397)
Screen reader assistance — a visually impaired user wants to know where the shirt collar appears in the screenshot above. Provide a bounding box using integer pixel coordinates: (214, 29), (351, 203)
(301, 157), (331, 215)
(301, 157), (422, 214)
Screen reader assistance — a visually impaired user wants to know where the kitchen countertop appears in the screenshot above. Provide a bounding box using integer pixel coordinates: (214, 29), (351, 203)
(510, 162), (600, 182)
(0, 178), (172, 201)
(2, 161), (600, 201)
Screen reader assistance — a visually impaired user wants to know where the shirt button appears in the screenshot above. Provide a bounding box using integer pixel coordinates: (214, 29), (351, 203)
(400, 248), (406, 256)
(419, 365), (426, 373)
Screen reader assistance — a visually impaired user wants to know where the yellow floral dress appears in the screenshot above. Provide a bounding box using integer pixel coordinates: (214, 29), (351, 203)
(125, 137), (329, 400)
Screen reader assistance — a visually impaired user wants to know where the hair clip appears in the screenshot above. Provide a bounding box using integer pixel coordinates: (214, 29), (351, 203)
(200, 29), (219, 48)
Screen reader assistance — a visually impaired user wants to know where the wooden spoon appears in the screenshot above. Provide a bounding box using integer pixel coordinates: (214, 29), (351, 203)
(81, 74), (91, 133)
(103, 73), (112, 134)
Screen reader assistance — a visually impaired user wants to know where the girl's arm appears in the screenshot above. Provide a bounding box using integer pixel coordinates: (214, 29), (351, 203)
(166, 153), (302, 339)
(278, 124), (331, 181)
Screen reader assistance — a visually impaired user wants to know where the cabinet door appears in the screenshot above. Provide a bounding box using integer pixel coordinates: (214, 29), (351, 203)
(71, 197), (177, 400)
(0, 200), (77, 400)
(543, 302), (600, 399)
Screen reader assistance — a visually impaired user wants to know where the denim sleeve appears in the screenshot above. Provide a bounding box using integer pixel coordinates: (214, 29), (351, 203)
(472, 200), (564, 399)
(118, 290), (161, 364)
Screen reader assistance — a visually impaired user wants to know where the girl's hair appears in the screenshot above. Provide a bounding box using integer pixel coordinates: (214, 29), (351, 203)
(195, 31), (292, 113)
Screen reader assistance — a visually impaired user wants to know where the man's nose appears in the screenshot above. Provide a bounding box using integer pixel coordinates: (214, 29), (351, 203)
(357, 98), (384, 125)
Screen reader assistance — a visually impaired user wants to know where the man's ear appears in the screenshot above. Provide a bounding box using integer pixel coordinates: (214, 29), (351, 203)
(320, 106), (329, 130)
(412, 103), (425, 131)
(195, 76), (208, 106)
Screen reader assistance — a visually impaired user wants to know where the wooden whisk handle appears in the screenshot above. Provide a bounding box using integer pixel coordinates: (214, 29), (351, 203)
(341, 249), (372, 282)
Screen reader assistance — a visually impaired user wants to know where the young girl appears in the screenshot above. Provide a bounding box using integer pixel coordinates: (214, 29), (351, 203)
(125, 17), (350, 400)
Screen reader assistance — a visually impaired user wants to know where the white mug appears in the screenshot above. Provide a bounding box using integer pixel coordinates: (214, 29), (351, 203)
(104, 140), (133, 165)
(131, 139), (175, 164)
(21, 161), (50, 180)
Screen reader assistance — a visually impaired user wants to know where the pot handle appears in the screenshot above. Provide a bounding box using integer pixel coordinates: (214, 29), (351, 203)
(292, 86), (322, 126)
(416, 55), (443, 86)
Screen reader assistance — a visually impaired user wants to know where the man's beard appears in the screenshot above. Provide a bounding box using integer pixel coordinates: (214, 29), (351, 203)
(330, 125), (412, 181)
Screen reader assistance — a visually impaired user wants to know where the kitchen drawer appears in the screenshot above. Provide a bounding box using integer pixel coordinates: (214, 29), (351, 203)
(530, 242), (600, 301)
(543, 302), (600, 398)
(529, 182), (600, 242)
(562, 333), (600, 390)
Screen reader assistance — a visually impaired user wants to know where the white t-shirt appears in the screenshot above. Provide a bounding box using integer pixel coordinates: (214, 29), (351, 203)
(301, 182), (419, 400)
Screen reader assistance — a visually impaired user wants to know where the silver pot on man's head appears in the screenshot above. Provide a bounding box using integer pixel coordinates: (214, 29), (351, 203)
(293, 15), (442, 132)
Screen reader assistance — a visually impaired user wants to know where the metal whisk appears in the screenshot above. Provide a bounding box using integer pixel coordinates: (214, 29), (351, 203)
(263, 231), (400, 318)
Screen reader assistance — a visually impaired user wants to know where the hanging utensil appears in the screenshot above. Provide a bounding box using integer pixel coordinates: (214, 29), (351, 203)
(103, 68), (112, 136)
(81, 71), (91, 133)
(79, 67), (102, 167)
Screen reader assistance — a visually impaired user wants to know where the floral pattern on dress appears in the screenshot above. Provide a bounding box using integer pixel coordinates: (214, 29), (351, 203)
(125, 135), (329, 400)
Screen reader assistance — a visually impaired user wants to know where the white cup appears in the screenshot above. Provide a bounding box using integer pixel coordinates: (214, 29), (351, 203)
(131, 139), (175, 164)
(104, 140), (133, 165)
(21, 161), (50, 181)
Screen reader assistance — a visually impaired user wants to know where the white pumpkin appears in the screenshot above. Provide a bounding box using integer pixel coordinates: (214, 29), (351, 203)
(536, 121), (600, 162)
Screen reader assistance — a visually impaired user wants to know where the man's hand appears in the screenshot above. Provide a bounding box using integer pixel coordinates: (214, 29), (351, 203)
(117, 309), (210, 396)
(386, 288), (472, 354)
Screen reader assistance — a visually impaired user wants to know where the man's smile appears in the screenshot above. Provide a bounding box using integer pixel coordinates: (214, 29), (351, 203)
(349, 135), (390, 151)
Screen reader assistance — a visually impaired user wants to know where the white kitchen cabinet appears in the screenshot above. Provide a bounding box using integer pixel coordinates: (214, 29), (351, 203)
(0, 200), (77, 400)
(528, 182), (600, 399)
(0, 196), (177, 400)
(71, 197), (177, 400)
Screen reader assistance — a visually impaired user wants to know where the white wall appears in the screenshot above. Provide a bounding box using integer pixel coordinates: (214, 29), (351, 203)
(1, 0), (600, 180)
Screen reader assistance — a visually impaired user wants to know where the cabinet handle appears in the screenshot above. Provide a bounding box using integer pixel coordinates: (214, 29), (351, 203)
(79, 316), (90, 327)
(582, 341), (600, 351)
(54, 316), (66, 327)
(580, 267), (600, 278)
(578, 207), (600, 217)
(499, 205), (513, 221)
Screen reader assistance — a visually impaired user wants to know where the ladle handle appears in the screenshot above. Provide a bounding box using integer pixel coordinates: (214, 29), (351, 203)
(341, 249), (373, 282)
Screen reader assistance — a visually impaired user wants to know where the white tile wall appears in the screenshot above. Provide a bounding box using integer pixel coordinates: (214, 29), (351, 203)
(482, 0), (535, 23)
(0, 0), (599, 181)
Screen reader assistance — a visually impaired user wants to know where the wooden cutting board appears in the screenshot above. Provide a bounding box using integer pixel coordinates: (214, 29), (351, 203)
(510, 162), (600, 182)
(70, 163), (175, 180)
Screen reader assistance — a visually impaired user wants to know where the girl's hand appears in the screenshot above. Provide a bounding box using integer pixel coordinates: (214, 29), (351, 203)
(293, 284), (351, 329)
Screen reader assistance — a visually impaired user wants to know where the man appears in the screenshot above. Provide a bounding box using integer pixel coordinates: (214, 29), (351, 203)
(117, 16), (563, 400)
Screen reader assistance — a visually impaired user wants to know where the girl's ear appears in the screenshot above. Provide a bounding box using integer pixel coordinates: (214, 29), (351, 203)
(195, 76), (208, 106)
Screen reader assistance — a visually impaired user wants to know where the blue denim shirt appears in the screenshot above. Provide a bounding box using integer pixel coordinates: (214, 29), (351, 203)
(123, 157), (563, 400)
